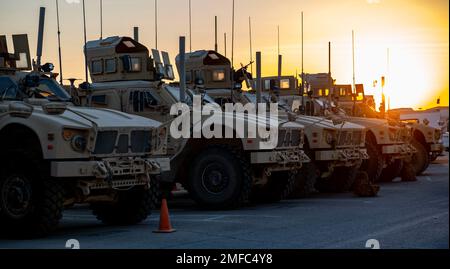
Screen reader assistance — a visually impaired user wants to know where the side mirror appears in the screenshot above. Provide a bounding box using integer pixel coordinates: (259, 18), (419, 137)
(8, 102), (33, 118)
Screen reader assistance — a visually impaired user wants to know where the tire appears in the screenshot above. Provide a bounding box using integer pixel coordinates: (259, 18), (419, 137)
(188, 145), (252, 209)
(289, 162), (318, 198)
(353, 171), (380, 197)
(410, 139), (429, 176)
(379, 159), (403, 182)
(0, 153), (64, 238)
(251, 171), (297, 203)
(401, 161), (417, 182)
(315, 165), (359, 193)
(90, 182), (159, 225)
(429, 152), (439, 163)
(361, 139), (384, 183)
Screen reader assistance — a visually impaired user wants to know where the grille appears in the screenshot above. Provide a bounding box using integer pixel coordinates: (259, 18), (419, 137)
(94, 130), (152, 155)
(277, 129), (302, 147)
(131, 131), (152, 153)
(94, 131), (118, 154)
(117, 134), (129, 153)
(337, 131), (362, 146)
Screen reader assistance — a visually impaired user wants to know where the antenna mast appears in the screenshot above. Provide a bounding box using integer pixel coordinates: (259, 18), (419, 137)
(214, 16), (218, 52)
(189, 0), (192, 52)
(249, 16), (253, 74)
(301, 11), (305, 113)
(224, 33), (227, 57)
(352, 30), (356, 115)
(155, 0), (158, 49)
(100, 0), (103, 40)
(82, 0), (88, 83)
(231, 0), (235, 68)
(55, 0), (63, 84)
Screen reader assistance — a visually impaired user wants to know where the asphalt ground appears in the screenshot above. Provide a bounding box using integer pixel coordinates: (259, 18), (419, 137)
(0, 154), (448, 249)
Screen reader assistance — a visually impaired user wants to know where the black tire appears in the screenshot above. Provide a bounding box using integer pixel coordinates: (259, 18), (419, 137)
(410, 139), (429, 176)
(289, 162), (318, 198)
(379, 159), (403, 182)
(315, 165), (359, 193)
(361, 139), (384, 183)
(401, 161), (417, 182)
(251, 171), (297, 203)
(90, 182), (158, 225)
(188, 145), (252, 209)
(429, 152), (439, 163)
(0, 153), (64, 238)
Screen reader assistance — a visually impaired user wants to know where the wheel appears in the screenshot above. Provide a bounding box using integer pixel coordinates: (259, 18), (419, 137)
(360, 139), (384, 183)
(315, 165), (359, 193)
(400, 161), (417, 182)
(429, 152), (439, 162)
(410, 139), (429, 176)
(188, 145), (252, 209)
(90, 181), (159, 225)
(289, 162), (318, 198)
(379, 159), (403, 182)
(251, 171), (297, 203)
(0, 153), (64, 238)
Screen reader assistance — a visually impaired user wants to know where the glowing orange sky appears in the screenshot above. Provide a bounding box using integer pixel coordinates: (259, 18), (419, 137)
(0, 0), (448, 109)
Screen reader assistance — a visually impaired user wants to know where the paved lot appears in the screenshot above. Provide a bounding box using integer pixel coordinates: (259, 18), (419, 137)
(0, 154), (448, 249)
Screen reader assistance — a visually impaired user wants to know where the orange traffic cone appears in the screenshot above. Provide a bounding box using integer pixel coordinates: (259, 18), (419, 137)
(153, 198), (176, 233)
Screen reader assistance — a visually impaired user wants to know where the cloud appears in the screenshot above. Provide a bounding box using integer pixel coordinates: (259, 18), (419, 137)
(367, 0), (381, 4)
(65, 0), (81, 4)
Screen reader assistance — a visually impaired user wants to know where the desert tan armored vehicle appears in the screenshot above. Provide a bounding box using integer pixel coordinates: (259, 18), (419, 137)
(177, 50), (371, 195)
(326, 81), (442, 176)
(69, 36), (310, 209)
(0, 32), (169, 238)
(297, 74), (417, 182)
(388, 111), (444, 173)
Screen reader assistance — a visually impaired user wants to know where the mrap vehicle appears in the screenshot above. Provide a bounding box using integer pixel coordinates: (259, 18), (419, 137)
(0, 18), (169, 238)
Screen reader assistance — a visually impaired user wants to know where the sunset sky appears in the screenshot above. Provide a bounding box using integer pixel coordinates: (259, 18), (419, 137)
(0, 0), (448, 110)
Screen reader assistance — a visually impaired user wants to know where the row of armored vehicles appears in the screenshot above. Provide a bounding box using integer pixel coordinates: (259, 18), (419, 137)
(1, 16), (443, 237)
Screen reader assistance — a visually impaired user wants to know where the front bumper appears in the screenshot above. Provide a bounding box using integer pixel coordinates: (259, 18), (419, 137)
(50, 157), (168, 178)
(430, 143), (444, 152)
(315, 148), (368, 162)
(381, 143), (416, 158)
(250, 149), (310, 165)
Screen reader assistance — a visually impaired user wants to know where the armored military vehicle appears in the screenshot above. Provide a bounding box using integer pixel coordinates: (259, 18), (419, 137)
(325, 81), (442, 176)
(70, 36), (309, 209)
(177, 50), (370, 195)
(296, 74), (417, 182)
(0, 32), (169, 237)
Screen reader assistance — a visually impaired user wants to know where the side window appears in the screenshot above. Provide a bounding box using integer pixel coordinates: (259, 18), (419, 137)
(264, 80), (271, 91)
(185, 71), (192, 83)
(91, 59), (103, 75)
(280, 79), (290, 89)
(91, 95), (107, 105)
(212, 69), (226, 82)
(0, 77), (18, 100)
(194, 70), (203, 81)
(105, 58), (117, 73)
(130, 57), (142, 72)
(129, 91), (160, 112)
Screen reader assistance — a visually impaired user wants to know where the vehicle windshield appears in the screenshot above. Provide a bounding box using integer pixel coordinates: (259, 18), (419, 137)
(164, 85), (220, 107)
(31, 78), (72, 102)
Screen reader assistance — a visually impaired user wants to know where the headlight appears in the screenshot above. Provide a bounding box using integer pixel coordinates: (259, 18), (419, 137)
(71, 135), (87, 152)
(324, 130), (336, 145)
(63, 128), (88, 141)
(63, 128), (89, 152)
